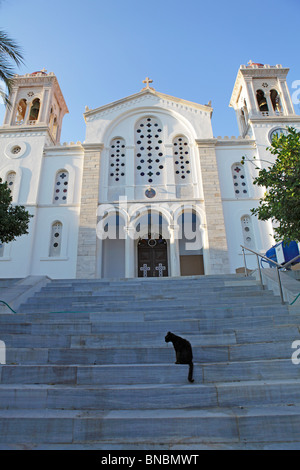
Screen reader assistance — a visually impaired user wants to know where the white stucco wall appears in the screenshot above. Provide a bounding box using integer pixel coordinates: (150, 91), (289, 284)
(216, 140), (276, 272)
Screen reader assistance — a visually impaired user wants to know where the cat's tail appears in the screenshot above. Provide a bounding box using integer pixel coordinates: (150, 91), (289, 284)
(188, 362), (194, 383)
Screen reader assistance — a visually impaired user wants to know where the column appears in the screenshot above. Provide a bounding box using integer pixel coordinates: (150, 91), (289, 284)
(169, 224), (181, 277)
(196, 139), (230, 275)
(244, 78), (259, 117)
(125, 226), (136, 278)
(39, 87), (50, 124)
(279, 79), (295, 115)
(76, 143), (103, 279)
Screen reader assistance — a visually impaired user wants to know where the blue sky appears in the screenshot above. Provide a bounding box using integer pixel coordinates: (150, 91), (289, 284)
(0, 0), (300, 143)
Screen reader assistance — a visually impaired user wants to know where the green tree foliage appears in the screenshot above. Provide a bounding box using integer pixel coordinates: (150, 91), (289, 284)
(249, 127), (300, 243)
(0, 29), (24, 106)
(0, 179), (33, 244)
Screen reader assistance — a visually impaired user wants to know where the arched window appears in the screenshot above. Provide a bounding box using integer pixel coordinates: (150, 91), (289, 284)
(135, 116), (165, 185)
(53, 170), (69, 204)
(29, 98), (40, 123)
(270, 89), (282, 115)
(15, 99), (27, 124)
(49, 222), (62, 257)
(6, 171), (16, 198)
(109, 138), (126, 185)
(256, 90), (269, 113)
(173, 135), (192, 183)
(232, 163), (248, 198)
(241, 215), (255, 249)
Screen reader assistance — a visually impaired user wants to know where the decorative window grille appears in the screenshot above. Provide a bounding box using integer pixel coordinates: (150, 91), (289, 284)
(6, 172), (16, 198)
(53, 170), (69, 204)
(49, 222), (62, 257)
(135, 116), (165, 185)
(173, 135), (192, 183)
(241, 215), (254, 248)
(109, 138), (126, 184)
(232, 163), (248, 198)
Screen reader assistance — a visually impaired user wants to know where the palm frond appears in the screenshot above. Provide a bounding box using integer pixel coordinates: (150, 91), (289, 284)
(0, 30), (24, 67)
(0, 85), (12, 107)
(0, 30), (24, 108)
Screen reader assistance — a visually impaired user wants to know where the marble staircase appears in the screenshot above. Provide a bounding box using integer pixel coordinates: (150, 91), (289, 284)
(0, 274), (300, 449)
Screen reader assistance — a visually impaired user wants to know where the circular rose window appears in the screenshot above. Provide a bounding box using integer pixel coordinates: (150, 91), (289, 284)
(5, 141), (27, 159)
(145, 188), (156, 199)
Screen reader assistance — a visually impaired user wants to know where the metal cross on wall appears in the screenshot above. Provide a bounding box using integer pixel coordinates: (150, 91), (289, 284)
(155, 263), (166, 277)
(140, 264), (151, 277)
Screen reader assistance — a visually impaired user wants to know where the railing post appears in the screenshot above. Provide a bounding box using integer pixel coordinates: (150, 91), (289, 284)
(242, 248), (248, 277)
(256, 254), (264, 289)
(276, 267), (285, 304)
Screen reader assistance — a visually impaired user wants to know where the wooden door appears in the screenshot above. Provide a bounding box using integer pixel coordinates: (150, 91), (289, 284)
(138, 238), (168, 277)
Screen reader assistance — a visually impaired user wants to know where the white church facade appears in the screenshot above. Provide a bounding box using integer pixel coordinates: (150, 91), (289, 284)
(0, 63), (299, 280)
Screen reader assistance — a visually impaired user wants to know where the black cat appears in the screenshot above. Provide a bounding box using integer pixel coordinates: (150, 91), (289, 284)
(165, 332), (194, 383)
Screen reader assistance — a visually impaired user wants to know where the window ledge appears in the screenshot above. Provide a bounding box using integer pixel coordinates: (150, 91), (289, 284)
(40, 257), (69, 262)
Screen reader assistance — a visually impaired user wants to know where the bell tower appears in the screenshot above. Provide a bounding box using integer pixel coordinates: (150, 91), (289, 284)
(0, 70), (69, 209)
(229, 62), (300, 140)
(2, 70), (68, 144)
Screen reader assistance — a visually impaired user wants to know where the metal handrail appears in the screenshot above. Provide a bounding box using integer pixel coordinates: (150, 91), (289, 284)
(281, 254), (300, 270)
(0, 300), (16, 314)
(241, 245), (300, 305)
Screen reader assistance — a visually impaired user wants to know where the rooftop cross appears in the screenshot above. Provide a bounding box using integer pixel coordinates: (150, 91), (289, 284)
(141, 77), (155, 91)
(143, 77), (153, 88)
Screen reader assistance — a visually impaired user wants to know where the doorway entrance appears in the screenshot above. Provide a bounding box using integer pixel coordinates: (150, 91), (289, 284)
(138, 237), (168, 278)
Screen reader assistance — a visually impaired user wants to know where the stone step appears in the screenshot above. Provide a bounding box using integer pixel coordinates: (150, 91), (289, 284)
(0, 405), (300, 445)
(0, 326), (298, 348)
(2, 359), (300, 386)
(0, 312), (298, 338)
(0, 379), (299, 411)
(1, 441), (300, 450)
(18, 299), (285, 315)
(0, 383), (218, 410)
(37, 284), (262, 296)
(47, 273), (251, 286)
(0, 301), (292, 320)
(19, 299), (281, 314)
(30, 289), (264, 302)
(3, 340), (295, 365)
(23, 288), (277, 302)
(0, 332), (236, 348)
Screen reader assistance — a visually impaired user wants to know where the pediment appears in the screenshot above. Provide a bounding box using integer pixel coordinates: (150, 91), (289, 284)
(84, 89), (212, 122)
